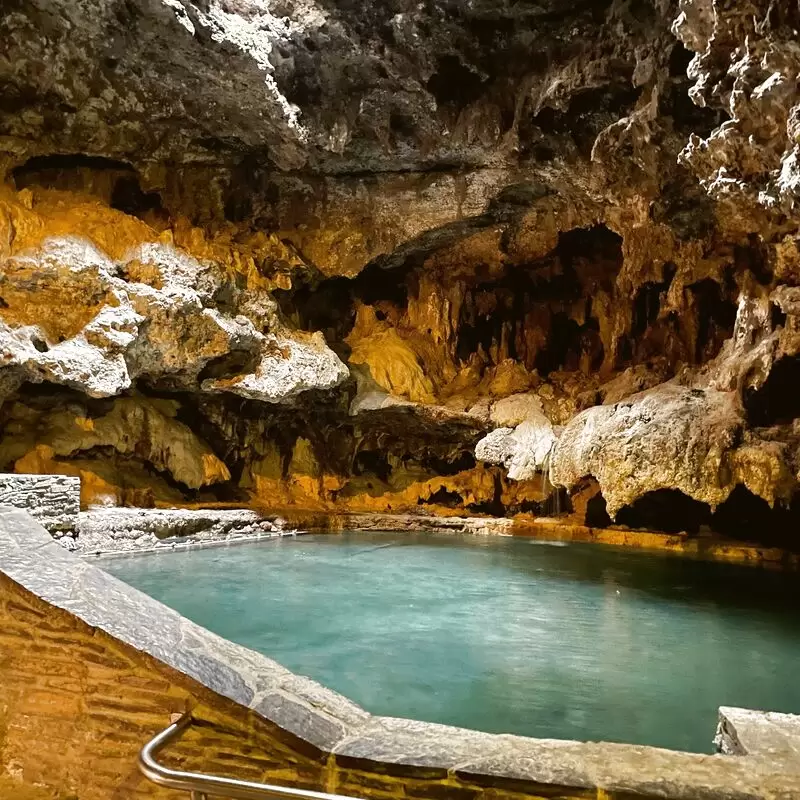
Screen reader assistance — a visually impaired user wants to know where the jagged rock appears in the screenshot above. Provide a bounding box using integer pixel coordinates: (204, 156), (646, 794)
(75, 508), (283, 554)
(592, 363), (673, 407)
(505, 420), (559, 482)
(0, 190), (348, 402)
(476, 396), (557, 482)
(2, 0), (800, 538)
(475, 428), (516, 468)
(203, 330), (348, 403)
(550, 382), (795, 518)
(1, 396), (230, 492)
(490, 394), (547, 428)
(676, 0), (800, 216)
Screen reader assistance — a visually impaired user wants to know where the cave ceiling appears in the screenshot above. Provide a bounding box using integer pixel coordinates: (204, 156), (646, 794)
(2, 0), (800, 542)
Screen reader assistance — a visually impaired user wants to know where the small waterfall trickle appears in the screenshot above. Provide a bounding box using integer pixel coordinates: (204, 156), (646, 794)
(539, 448), (550, 500)
(539, 446), (562, 517)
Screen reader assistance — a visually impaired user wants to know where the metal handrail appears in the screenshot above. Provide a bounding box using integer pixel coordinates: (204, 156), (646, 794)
(139, 713), (360, 800)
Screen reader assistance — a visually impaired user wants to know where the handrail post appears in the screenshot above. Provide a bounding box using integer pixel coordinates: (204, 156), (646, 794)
(139, 713), (362, 800)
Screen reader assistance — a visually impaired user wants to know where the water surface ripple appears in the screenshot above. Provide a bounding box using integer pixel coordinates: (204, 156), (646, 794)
(105, 532), (800, 752)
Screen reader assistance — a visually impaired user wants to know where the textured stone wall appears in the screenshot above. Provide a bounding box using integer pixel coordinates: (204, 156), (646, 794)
(0, 474), (80, 535)
(0, 572), (327, 800)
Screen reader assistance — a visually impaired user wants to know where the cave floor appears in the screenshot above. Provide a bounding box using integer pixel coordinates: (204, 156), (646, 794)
(76, 504), (800, 570)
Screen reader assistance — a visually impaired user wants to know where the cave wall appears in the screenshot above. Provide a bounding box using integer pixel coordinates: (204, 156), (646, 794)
(2, 0), (800, 543)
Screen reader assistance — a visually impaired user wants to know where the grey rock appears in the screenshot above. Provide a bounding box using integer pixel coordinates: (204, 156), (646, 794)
(76, 507), (283, 555)
(0, 474), (80, 534)
(254, 691), (347, 751)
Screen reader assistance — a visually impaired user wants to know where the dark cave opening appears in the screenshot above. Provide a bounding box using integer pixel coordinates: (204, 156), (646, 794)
(278, 222), (623, 379)
(690, 278), (737, 363)
(353, 449), (392, 483)
(664, 80), (725, 138)
(30, 335), (49, 353)
(198, 350), (262, 383)
(426, 55), (487, 109)
(7, 382), (116, 418)
(668, 43), (693, 77)
(111, 175), (163, 217)
(455, 287), (521, 366)
(11, 153), (136, 185)
(455, 224), (621, 376)
(617, 264), (736, 369)
(744, 356), (800, 427)
(420, 451), (477, 476)
(419, 487), (464, 508)
(557, 224), (623, 267)
(11, 153), (164, 220)
(615, 489), (712, 534)
(736, 234), (773, 285)
(389, 111), (417, 139)
(772, 301), (788, 330)
(521, 82), (640, 158)
(585, 491), (613, 528)
(629, 262), (677, 346)
(712, 485), (800, 550)
(275, 260), (412, 346)
(584, 483), (800, 549)
(275, 275), (356, 347)
(631, 280), (666, 340)
(533, 313), (583, 374)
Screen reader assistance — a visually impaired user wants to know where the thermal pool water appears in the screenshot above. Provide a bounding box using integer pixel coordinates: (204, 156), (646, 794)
(105, 532), (800, 752)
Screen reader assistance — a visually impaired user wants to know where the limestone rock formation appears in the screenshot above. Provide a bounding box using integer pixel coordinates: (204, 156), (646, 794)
(0, 189), (348, 402)
(476, 394), (558, 481)
(552, 384), (765, 517)
(2, 0), (800, 544)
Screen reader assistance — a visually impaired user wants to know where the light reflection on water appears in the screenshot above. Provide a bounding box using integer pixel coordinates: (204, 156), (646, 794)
(105, 532), (800, 753)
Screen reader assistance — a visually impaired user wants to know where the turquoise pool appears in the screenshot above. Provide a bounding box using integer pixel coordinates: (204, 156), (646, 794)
(105, 531), (800, 752)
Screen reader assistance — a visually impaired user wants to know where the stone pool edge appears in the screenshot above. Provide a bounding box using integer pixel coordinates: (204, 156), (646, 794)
(2, 504), (800, 800)
(80, 510), (800, 571)
(270, 510), (800, 571)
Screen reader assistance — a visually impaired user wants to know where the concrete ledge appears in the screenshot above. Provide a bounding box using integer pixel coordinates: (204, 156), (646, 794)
(716, 707), (800, 760)
(2, 505), (800, 800)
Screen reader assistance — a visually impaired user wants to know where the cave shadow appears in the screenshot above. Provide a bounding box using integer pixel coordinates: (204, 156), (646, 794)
(744, 356), (800, 427)
(11, 153), (164, 219)
(584, 483), (800, 552)
(615, 489), (712, 535)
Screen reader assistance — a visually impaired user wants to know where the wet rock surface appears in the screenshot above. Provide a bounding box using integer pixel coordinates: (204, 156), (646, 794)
(1, 0), (800, 544)
(75, 507), (289, 555)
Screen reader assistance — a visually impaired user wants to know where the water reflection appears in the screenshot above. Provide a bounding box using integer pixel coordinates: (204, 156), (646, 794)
(106, 531), (800, 753)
